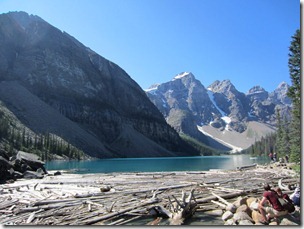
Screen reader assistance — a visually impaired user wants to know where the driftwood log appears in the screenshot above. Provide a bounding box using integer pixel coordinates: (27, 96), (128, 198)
(0, 164), (299, 226)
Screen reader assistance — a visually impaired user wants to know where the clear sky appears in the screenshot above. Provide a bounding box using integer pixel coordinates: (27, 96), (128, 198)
(0, 0), (300, 93)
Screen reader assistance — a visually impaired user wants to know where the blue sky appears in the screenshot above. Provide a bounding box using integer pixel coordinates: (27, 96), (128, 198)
(0, 0), (300, 93)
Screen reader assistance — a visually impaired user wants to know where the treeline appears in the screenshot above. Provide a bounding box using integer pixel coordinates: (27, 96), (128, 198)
(180, 134), (227, 156)
(0, 110), (85, 161)
(241, 109), (291, 160)
(242, 29), (301, 164)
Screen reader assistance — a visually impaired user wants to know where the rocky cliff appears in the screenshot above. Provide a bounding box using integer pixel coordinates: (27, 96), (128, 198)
(146, 72), (291, 152)
(0, 11), (200, 158)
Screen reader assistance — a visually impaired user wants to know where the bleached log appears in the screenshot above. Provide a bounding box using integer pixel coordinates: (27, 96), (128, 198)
(278, 178), (290, 191)
(211, 192), (230, 205)
(26, 209), (43, 224)
(211, 200), (226, 208)
(74, 198), (160, 225)
(167, 189), (197, 225)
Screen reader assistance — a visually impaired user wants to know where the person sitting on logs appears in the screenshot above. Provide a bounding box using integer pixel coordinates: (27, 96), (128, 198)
(275, 187), (293, 203)
(275, 187), (295, 213)
(290, 187), (300, 207)
(258, 183), (288, 224)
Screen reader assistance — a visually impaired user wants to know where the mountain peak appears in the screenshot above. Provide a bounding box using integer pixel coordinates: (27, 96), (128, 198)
(6, 11), (44, 29)
(207, 79), (236, 93)
(277, 81), (289, 89)
(172, 72), (194, 81)
(247, 85), (266, 95)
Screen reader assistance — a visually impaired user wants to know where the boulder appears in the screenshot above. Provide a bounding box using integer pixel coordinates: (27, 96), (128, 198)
(0, 156), (13, 182)
(251, 210), (264, 224)
(269, 221), (278, 225)
(100, 185), (111, 192)
(279, 218), (299, 225)
(236, 204), (252, 217)
(54, 171), (62, 176)
(238, 219), (254, 225)
(16, 151), (47, 174)
(0, 149), (10, 160)
(12, 158), (31, 173)
(225, 203), (237, 213)
(233, 196), (248, 208)
(246, 197), (258, 207)
(224, 219), (235, 225)
(0, 156), (13, 169)
(23, 170), (44, 179)
(222, 211), (233, 221)
(12, 171), (23, 179)
(233, 211), (254, 224)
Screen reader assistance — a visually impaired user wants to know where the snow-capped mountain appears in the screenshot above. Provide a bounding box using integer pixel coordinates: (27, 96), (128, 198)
(145, 72), (292, 152)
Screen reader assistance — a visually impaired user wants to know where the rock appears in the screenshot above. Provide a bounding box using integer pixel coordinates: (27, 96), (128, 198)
(225, 203), (237, 213)
(246, 197), (258, 208)
(249, 198), (259, 211)
(0, 149), (10, 160)
(54, 171), (62, 176)
(279, 214), (300, 225)
(222, 211), (234, 221)
(224, 219), (235, 225)
(12, 171), (23, 179)
(280, 219), (299, 226)
(0, 156), (13, 182)
(236, 204), (252, 217)
(23, 170), (44, 179)
(36, 167), (46, 175)
(269, 221), (278, 225)
(238, 219), (254, 225)
(100, 185), (111, 192)
(233, 211), (254, 224)
(233, 196), (248, 208)
(0, 156), (13, 170)
(251, 210), (264, 224)
(17, 151), (46, 171)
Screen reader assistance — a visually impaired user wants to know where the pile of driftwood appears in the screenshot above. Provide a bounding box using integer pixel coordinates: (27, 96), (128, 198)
(0, 163), (299, 226)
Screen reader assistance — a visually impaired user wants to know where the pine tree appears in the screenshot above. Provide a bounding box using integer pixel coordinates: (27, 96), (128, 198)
(287, 29), (301, 163)
(282, 116), (290, 157)
(275, 108), (284, 156)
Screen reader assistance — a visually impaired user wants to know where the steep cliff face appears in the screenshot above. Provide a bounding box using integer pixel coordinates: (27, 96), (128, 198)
(0, 11), (199, 158)
(146, 72), (291, 152)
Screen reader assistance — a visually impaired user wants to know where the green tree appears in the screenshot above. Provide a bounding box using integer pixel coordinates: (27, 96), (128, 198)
(287, 29), (301, 163)
(275, 108), (284, 156)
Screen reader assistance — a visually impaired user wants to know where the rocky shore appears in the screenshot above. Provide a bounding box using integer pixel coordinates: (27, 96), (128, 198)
(0, 150), (47, 183)
(0, 161), (300, 226)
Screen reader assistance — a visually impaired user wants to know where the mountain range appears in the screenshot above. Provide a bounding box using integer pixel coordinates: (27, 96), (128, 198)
(0, 11), (200, 158)
(145, 72), (291, 152)
(0, 11), (291, 158)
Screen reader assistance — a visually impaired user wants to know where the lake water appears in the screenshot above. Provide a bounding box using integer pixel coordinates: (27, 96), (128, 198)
(46, 154), (269, 174)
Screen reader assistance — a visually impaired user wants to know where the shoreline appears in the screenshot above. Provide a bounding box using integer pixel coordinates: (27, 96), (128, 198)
(0, 163), (300, 226)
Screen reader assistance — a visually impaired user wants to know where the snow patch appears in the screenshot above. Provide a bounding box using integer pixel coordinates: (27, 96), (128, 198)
(172, 72), (190, 80)
(197, 125), (243, 153)
(207, 89), (226, 117)
(161, 98), (167, 108)
(207, 89), (231, 130)
(145, 86), (158, 95)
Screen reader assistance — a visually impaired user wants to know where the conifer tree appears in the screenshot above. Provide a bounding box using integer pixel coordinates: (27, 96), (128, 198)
(287, 29), (301, 163)
(275, 108), (284, 156)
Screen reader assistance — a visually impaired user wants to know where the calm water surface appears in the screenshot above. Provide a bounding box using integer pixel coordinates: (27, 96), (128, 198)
(46, 154), (269, 174)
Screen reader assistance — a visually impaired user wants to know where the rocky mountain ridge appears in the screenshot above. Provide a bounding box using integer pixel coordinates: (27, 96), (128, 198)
(146, 72), (291, 152)
(0, 11), (200, 158)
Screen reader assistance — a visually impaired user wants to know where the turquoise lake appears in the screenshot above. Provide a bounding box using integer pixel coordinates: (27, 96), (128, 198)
(46, 154), (269, 174)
